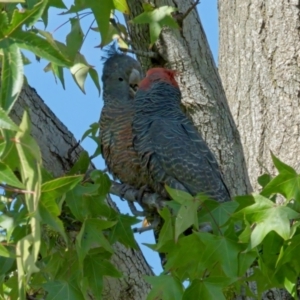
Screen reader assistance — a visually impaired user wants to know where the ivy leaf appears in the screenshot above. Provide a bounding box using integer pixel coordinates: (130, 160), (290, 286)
(132, 5), (179, 46)
(109, 214), (139, 249)
(235, 194), (299, 248)
(145, 275), (183, 300)
(261, 154), (300, 202)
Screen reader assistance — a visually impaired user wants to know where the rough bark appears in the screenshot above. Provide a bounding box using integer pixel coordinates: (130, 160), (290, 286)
(11, 85), (153, 300)
(218, 1), (300, 299)
(125, 0), (252, 197)
(218, 0), (300, 190)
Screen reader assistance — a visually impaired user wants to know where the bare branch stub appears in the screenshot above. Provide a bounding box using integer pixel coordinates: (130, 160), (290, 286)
(172, 0), (201, 25)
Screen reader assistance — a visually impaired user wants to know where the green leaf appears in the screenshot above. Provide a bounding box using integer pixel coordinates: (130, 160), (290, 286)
(175, 197), (199, 242)
(261, 155), (300, 202)
(258, 173), (272, 188)
(81, 122), (99, 141)
(197, 232), (241, 278)
(66, 17), (83, 60)
(87, 0), (114, 45)
(8, 30), (72, 67)
(113, 0), (130, 14)
(76, 219), (116, 263)
(70, 62), (90, 94)
(65, 184), (100, 221)
(41, 175), (83, 201)
(39, 195), (67, 242)
(132, 5), (179, 45)
(198, 200), (239, 233)
(44, 62), (65, 89)
(15, 111), (42, 289)
(0, 243), (12, 258)
(235, 195), (299, 248)
(156, 207), (174, 251)
(89, 170), (111, 198)
(0, 161), (25, 189)
(276, 234), (300, 270)
(183, 278), (227, 300)
(0, 107), (19, 130)
(145, 275), (183, 300)
(109, 214), (139, 249)
(0, 43), (23, 112)
(43, 280), (85, 300)
(88, 68), (101, 96)
(84, 253), (121, 297)
(9, 0), (47, 29)
(165, 185), (193, 204)
(164, 233), (205, 280)
(67, 151), (90, 175)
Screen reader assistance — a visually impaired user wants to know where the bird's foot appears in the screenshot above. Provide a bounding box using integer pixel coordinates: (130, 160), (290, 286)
(127, 201), (145, 217)
(136, 185), (152, 206)
(119, 183), (134, 200)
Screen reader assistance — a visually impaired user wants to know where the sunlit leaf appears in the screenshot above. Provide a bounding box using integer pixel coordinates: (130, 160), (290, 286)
(66, 17), (83, 60)
(0, 161), (25, 189)
(132, 5), (179, 46)
(0, 43), (23, 112)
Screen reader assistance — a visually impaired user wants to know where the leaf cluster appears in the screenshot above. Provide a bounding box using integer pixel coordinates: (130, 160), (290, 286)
(144, 154), (300, 299)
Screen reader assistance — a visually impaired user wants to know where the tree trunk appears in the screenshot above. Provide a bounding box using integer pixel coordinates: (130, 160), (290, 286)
(218, 1), (300, 299)
(125, 0), (252, 197)
(11, 85), (153, 300)
(218, 0), (300, 190)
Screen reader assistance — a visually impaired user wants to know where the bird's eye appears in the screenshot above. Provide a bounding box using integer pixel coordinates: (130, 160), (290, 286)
(118, 78), (124, 81)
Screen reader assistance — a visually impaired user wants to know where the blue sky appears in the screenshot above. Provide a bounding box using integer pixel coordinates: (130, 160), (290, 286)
(24, 0), (218, 275)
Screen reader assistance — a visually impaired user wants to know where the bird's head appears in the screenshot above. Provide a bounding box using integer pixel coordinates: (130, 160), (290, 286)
(138, 68), (179, 91)
(102, 53), (143, 101)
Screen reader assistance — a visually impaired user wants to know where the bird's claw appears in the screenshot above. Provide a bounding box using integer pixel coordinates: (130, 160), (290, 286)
(136, 185), (152, 206)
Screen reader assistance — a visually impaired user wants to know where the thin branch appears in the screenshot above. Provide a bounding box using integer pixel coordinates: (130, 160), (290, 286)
(172, 0), (201, 25)
(109, 181), (166, 211)
(0, 183), (35, 195)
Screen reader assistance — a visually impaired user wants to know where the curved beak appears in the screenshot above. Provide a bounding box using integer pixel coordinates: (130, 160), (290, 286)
(129, 68), (142, 95)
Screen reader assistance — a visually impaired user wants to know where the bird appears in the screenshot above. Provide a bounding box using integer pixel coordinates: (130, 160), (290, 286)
(132, 68), (231, 203)
(99, 51), (150, 194)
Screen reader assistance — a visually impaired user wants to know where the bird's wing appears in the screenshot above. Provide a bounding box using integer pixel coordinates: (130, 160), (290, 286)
(147, 118), (230, 202)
